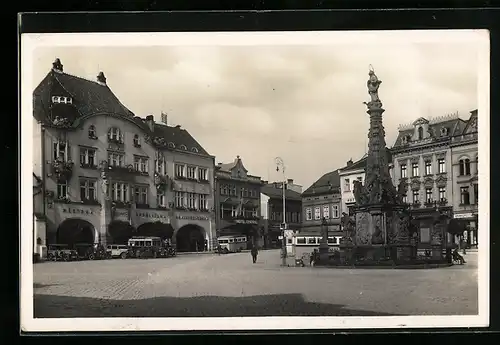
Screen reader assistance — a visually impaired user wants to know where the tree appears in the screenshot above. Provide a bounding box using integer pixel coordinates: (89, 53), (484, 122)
(108, 221), (135, 245)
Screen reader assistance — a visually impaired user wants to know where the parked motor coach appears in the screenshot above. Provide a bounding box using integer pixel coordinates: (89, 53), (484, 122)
(127, 236), (176, 259)
(217, 235), (247, 253)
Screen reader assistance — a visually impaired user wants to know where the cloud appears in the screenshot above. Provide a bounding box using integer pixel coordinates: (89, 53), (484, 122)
(33, 38), (480, 189)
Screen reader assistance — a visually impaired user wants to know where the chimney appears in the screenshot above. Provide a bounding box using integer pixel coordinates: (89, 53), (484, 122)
(161, 112), (168, 125)
(347, 158), (353, 166)
(97, 72), (107, 85)
(287, 178), (293, 184)
(52, 58), (63, 73)
(145, 115), (155, 132)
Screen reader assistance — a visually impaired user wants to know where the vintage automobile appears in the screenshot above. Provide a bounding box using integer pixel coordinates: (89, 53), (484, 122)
(127, 236), (176, 259)
(74, 243), (111, 260)
(46, 244), (79, 262)
(106, 244), (130, 259)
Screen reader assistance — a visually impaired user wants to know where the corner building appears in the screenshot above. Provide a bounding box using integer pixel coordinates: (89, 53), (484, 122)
(450, 110), (478, 248)
(391, 113), (465, 250)
(32, 59), (216, 256)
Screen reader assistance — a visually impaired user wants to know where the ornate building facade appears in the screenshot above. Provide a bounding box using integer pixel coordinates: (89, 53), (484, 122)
(450, 110), (478, 248)
(214, 156), (263, 248)
(301, 169), (342, 238)
(260, 180), (302, 248)
(32, 59), (216, 256)
(391, 113), (466, 249)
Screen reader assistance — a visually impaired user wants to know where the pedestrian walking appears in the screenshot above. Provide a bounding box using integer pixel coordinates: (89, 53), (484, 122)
(251, 246), (258, 263)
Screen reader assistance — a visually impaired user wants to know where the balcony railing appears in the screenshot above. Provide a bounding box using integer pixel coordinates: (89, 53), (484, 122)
(51, 159), (74, 182)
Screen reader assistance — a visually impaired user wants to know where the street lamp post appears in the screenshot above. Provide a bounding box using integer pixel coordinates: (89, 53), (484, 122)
(275, 157), (287, 267)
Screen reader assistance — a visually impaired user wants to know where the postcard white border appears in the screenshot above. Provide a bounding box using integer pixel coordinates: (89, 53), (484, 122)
(20, 30), (490, 332)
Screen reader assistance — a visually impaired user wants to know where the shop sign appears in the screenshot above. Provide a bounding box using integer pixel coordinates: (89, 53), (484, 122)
(114, 209), (129, 221)
(176, 215), (209, 221)
(136, 211), (169, 220)
(62, 206), (95, 216)
(454, 213), (474, 219)
(235, 219), (258, 224)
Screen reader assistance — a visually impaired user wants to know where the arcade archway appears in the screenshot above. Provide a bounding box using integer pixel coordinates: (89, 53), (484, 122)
(136, 221), (174, 240)
(57, 218), (96, 246)
(176, 224), (206, 252)
(108, 220), (136, 245)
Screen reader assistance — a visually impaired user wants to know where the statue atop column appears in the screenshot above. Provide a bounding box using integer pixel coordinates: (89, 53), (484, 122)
(364, 65), (383, 110)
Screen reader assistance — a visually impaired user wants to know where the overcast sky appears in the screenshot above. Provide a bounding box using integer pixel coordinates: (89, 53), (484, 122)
(33, 40), (479, 190)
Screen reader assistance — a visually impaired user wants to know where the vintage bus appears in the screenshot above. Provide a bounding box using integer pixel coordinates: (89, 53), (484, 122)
(217, 235), (248, 253)
(291, 235), (343, 261)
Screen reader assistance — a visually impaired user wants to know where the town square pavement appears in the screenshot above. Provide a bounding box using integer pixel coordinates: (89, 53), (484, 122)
(33, 249), (478, 317)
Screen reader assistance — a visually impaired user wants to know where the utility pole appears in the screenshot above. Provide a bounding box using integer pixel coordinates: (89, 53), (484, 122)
(275, 157), (287, 266)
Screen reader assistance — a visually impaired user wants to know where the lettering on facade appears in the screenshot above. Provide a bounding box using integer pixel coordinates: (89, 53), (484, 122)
(62, 207), (94, 215)
(114, 209), (129, 221)
(176, 215), (209, 221)
(136, 212), (169, 220)
(235, 219), (258, 224)
(454, 213), (474, 219)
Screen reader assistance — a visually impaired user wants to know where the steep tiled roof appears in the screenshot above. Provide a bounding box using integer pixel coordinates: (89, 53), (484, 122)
(302, 169), (341, 196)
(393, 117), (465, 148)
(217, 156), (248, 173)
(33, 69), (135, 124)
(33, 62), (211, 157)
(151, 123), (210, 156)
(261, 184), (302, 201)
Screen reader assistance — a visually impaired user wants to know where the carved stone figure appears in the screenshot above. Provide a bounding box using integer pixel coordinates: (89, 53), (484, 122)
(101, 179), (109, 197)
(367, 70), (382, 103)
(397, 179), (407, 203)
(353, 180), (368, 205)
(371, 225), (384, 244)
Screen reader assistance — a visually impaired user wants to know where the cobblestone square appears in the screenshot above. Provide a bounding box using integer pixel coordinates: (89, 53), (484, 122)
(33, 249), (478, 318)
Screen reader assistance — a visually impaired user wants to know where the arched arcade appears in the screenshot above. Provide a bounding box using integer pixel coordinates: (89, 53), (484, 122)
(176, 224), (206, 252)
(56, 218), (97, 246)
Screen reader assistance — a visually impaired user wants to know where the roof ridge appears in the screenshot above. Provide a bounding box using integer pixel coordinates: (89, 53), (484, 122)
(53, 69), (103, 86)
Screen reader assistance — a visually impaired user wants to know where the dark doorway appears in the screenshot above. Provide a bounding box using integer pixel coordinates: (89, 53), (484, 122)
(176, 224), (205, 252)
(137, 221), (174, 240)
(57, 218), (95, 246)
(108, 220), (135, 245)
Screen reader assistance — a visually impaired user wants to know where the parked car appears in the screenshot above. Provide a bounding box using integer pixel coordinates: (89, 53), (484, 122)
(46, 244), (79, 262)
(106, 244), (129, 259)
(74, 243), (111, 260)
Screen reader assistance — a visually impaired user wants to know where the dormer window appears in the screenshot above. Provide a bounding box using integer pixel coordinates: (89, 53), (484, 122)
(418, 126), (424, 140)
(88, 125), (97, 139)
(179, 144), (187, 151)
(191, 147), (199, 153)
(440, 127), (449, 136)
(133, 134), (141, 147)
(168, 142), (175, 149)
(108, 127), (123, 144)
(52, 96), (73, 104)
(401, 135), (409, 144)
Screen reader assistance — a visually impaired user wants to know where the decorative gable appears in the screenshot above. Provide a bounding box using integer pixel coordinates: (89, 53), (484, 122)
(423, 177), (434, 188)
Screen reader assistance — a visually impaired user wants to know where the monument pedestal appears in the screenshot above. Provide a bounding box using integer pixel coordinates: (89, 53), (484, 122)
(318, 243), (330, 262)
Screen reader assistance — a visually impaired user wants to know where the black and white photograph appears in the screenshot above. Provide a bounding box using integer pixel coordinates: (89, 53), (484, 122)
(21, 30), (489, 331)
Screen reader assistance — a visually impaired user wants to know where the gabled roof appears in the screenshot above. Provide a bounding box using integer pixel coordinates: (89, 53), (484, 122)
(461, 110), (478, 135)
(302, 169), (341, 197)
(261, 184), (302, 201)
(393, 117), (464, 148)
(151, 123), (210, 156)
(33, 68), (135, 124)
(33, 61), (211, 157)
(217, 156), (248, 173)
